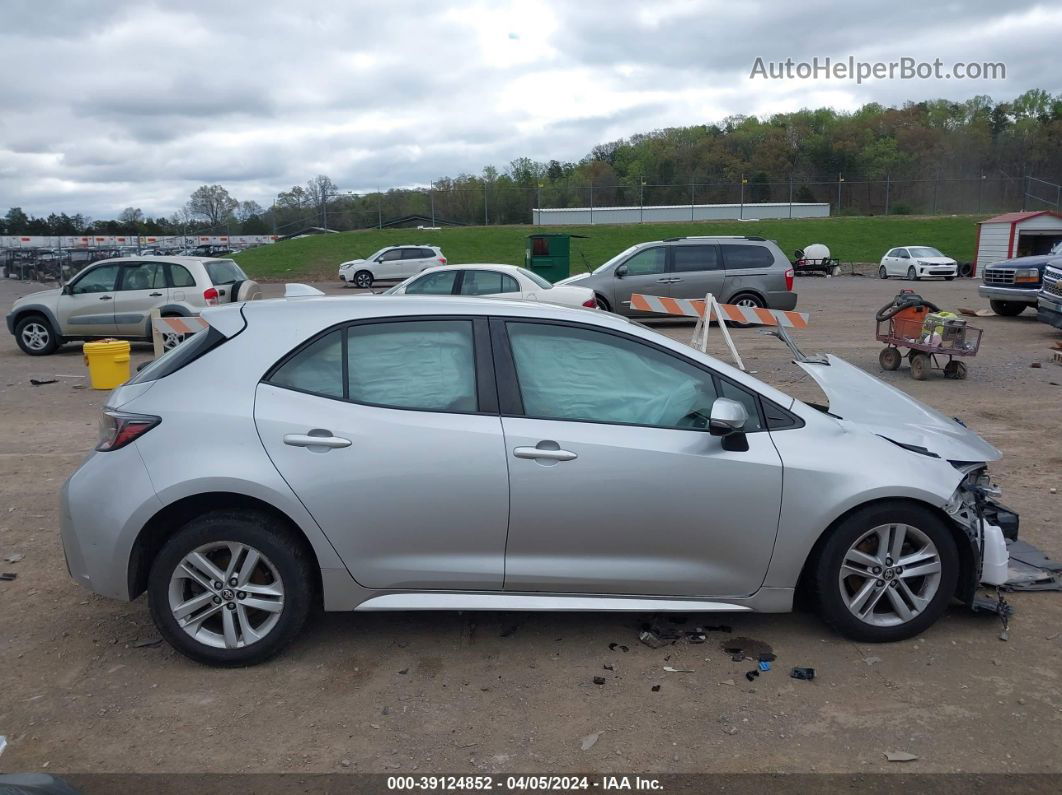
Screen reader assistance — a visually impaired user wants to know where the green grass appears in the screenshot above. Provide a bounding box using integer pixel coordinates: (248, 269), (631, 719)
(234, 214), (983, 281)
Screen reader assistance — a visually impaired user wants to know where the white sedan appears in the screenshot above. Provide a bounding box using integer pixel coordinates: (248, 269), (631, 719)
(385, 264), (598, 309)
(879, 246), (958, 280)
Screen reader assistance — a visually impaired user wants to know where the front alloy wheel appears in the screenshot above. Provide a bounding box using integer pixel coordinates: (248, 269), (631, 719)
(353, 270), (373, 289)
(15, 316), (60, 355)
(813, 502), (958, 642)
(907, 265), (919, 281)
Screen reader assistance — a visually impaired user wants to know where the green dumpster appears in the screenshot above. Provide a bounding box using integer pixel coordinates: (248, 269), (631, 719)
(525, 234), (575, 283)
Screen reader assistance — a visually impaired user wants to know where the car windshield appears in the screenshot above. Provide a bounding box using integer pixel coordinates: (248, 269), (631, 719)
(593, 245), (641, 274)
(204, 258), (248, 285)
(366, 248), (391, 261)
(517, 267), (552, 289)
(908, 247), (944, 258)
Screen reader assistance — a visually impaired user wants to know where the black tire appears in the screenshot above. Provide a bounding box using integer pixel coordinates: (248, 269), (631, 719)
(595, 294), (612, 312)
(878, 265), (888, 280)
(812, 501), (959, 642)
(727, 293), (766, 327)
(879, 347), (901, 371)
(148, 510), (315, 667)
(989, 300), (1025, 317)
(910, 352), (930, 380)
(906, 265), (919, 281)
(352, 270), (373, 289)
(14, 314), (60, 356)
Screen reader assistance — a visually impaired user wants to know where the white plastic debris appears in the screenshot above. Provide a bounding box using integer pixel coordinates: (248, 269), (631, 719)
(580, 731), (602, 751)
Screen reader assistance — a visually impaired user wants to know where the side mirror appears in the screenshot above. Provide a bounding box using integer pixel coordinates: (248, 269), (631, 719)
(615, 264), (628, 279)
(708, 397), (748, 436)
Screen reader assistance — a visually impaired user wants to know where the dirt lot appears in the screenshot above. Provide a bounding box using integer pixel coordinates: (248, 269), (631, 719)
(0, 274), (1060, 776)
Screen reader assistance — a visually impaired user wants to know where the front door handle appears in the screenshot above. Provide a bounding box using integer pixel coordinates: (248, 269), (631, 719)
(149, 291), (163, 297)
(99, 295), (113, 300)
(284, 432), (351, 449)
(514, 446), (577, 462)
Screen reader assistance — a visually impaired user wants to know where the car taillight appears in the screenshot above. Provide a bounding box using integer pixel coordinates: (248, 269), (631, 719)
(96, 410), (161, 452)
(784, 267), (794, 291)
(582, 297), (597, 308)
(203, 287), (220, 306)
(438, 257), (447, 264)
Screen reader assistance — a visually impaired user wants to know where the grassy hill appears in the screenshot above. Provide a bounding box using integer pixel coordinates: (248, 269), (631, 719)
(233, 214), (983, 281)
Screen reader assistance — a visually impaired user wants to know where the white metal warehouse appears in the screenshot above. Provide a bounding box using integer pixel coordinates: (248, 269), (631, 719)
(974, 210), (1062, 274)
(533, 202), (830, 226)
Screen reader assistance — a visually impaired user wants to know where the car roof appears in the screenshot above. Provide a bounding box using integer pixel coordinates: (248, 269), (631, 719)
(418, 263), (521, 273)
(86, 256), (232, 266)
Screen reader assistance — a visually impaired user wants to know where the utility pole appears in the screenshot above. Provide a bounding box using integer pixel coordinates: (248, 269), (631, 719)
(430, 180), (435, 227)
(978, 174), (984, 213)
(884, 174), (891, 216)
(377, 191), (382, 229)
(589, 182), (594, 225)
(836, 173), (844, 214)
(484, 183), (489, 226)
(788, 175), (793, 219)
(740, 175), (746, 220)
(690, 178), (695, 221)
(640, 179), (646, 223)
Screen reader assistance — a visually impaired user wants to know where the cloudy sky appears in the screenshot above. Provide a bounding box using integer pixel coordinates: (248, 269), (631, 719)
(1, 0), (1059, 219)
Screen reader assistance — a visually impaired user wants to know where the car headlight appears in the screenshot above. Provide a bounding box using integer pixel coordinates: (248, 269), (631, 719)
(918, 260), (929, 266)
(1014, 267), (1039, 283)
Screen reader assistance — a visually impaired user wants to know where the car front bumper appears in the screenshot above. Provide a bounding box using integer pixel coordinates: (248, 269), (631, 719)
(977, 284), (1040, 303)
(1038, 294), (1062, 329)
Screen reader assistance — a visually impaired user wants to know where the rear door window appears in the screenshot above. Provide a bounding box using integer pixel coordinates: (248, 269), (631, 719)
(168, 264), (196, 287)
(461, 271), (520, 296)
(406, 270), (459, 295)
(673, 245), (722, 272)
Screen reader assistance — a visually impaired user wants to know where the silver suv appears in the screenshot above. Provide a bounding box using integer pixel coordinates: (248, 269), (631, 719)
(60, 292), (1013, 666)
(6, 257), (261, 355)
(556, 236), (796, 315)
(338, 245), (446, 288)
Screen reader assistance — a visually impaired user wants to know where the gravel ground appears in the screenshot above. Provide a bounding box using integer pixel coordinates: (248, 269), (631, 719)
(0, 274), (1060, 776)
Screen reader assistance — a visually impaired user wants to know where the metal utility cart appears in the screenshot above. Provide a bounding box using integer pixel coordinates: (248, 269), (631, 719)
(875, 290), (982, 380)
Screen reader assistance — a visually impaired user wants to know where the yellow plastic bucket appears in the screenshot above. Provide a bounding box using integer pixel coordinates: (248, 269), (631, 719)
(83, 339), (131, 390)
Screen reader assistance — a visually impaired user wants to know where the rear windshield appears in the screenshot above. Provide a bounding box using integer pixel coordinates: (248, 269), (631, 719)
(128, 326), (229, 384)
(205, 259), (248, 285)
(517, 267), (553, 289)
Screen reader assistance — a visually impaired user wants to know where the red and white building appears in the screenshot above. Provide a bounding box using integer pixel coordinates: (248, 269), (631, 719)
(974, 210), (1062, 274)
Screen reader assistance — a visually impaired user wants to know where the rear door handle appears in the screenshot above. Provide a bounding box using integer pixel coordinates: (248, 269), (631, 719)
(99, 295), (112, 301)
(283, 433), (351, 449)
(149, 291), (163, 297)
(514, 446), (577, 462)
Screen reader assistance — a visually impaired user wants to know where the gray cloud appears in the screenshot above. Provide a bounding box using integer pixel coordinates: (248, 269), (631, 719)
(0, 0), (1058, 217)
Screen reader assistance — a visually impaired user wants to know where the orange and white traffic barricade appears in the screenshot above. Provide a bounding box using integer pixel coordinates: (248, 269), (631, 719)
(149, 310), (208, 357)
(629, 293), (810, 371)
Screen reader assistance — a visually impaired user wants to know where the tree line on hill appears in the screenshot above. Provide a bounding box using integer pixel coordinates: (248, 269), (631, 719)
(4, 89), (1061, 237)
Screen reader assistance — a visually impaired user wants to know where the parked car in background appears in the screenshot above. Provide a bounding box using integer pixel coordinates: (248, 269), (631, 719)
(338, 245), (446, 289)
(977, 242), (1062, 316)
(555, 236), (796, 316)
(5, 257), (261, 355)
(879, 247), (958, 280)
(385, 264), (597, 309)
(1038, 261), (1062, 329)
(59, 291), (1013, 665)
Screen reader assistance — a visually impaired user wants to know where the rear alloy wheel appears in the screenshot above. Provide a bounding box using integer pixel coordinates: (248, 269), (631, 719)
(352, 270), (373, 289)
(989, 300), (1025, 317)
(906, 265), (919, 281)
(813, 503), (958, 642)
(149, 511), (314, 666)
(878, 265), (888, 279)
(15, 315), (60, 356)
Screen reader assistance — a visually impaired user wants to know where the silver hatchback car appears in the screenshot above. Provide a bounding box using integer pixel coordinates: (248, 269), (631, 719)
(61, 291), (1015, 666)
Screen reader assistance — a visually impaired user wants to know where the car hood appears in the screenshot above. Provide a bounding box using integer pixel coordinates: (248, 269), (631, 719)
(914, 257), (956, 264)
(985, 255), (1059, 270)
(14, 287), (61, 306)
(339, 258), (367, 269)
(795, 354), (1001, 463)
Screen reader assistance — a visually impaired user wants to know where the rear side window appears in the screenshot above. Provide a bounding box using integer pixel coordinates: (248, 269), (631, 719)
(673, 245), (721, 272)
(204, 259), (247, 285)
(169, 264), (196, 287)
(720, 244), (774, 269)
(266, 320), (478, 413)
